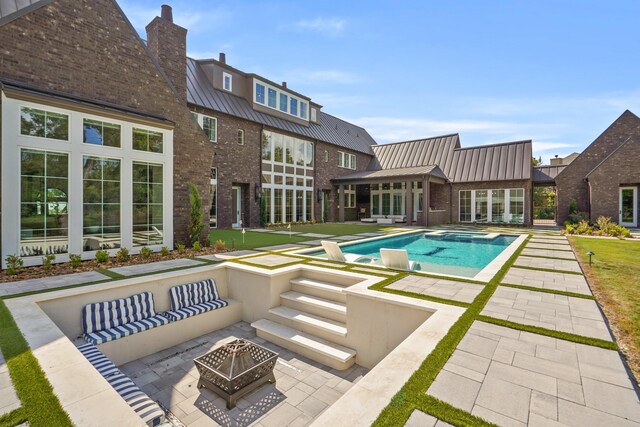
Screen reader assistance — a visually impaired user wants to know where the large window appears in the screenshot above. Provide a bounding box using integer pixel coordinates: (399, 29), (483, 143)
(274, 189), (283, 223)
(20, 149), (69, 256)
(459, 188), (525, 223)
(202, 116), (217, 142)
(344, 185), (356, 208)
(133, 128), (163, 153)
(132, 162), (163, 246)
(253, 79), (309, 120)
(372, 194), (380, 215)
(20, 107), (68, 141)
(82, 156), (121, 250)
(83, 119), (121, 147)
(382, 193), (391, 215)
(370, 182), (407, 217)
(338, 151), (356, 169)
(459, 190), (472, 222)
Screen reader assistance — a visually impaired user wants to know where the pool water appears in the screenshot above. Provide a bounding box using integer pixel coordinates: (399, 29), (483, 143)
(307, 231), (518, 278)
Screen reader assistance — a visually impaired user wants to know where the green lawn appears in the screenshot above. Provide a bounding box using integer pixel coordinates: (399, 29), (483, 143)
(209, 223), (392, 250)
(571, 237), (640, 381)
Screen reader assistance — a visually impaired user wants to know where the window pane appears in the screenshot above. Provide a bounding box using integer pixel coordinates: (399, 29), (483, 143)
(21, 149), (69, 256)
(83, 119), (121, 147)
(300, 102), (307, 119)
(475, 190), (488, 222)
(46, 112), (69, 140)
(132, 162), (163, 246)
(372, 194), (380, 215)
(274, 134), (283, 162)
(296, 140), (305, 166)
(268, 88), (277, 108)
(491, 189), (505, 222)
(255, 83), (265, 103)
(285, 189), (293, 222)
(459, 190), (471, 222)
(262, 132), (272, 161)
(133, 129), (147, 151)
(83, 156), (121, 249)
(20, 108), (68, 141)
(279, 93), (288, 112)
(203, 117), (216, 142)
(306, 142), (314, 167)
(306, 191), (313, 221)
(237, 129), (244, 145)
(285, 137), (294, 164)
(290, 98), (298, 116)
(382, 193), (391, 215)
(21, 108), (46, 137)
(296, 190), (303, 221)
(274, 188), (283, 223)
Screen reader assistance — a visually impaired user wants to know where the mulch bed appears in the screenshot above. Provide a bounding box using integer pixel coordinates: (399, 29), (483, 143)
(0, 246), (230, 284)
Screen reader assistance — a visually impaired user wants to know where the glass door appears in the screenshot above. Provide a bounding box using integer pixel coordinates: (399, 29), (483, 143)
(620, 187), (637, 227)
(232, 186), (241, 228)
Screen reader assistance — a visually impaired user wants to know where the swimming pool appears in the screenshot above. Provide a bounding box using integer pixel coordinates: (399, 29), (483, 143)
(302, 231), (523, 280)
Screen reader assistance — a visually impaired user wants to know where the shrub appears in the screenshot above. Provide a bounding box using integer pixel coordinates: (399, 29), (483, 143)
(201, 238), (211, 248)
(575, 220), (593, 235)
(5, 254), (23, 275)
(140, 246), (153, 258)
(115, 247), (130, 262)
(95, 250), (109, 263)
(260, 194), (268, 226)
(176, 242), (186, 254)
(69, 254), (82, 268)
(568, 211), (589, 224)
(192, 241), (201, 252)
(42, 254), (56, 270)
(160, 246), (170, 256)
(188, 183), (203, 246)
(214, 239), (225, 251)
(568, 199), (578, 214)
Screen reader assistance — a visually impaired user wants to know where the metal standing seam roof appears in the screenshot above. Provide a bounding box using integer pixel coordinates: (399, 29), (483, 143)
(332, 165), (448, 182)
(186, 58), (376, 155)
(533, 165), (567, 184)
(447, 140), (532, 183)
(0, 0), (51, 25)
(369, 134), (460, 173)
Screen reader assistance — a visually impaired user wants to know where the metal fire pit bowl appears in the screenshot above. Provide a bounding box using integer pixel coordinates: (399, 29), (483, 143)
(194, 338), (278, 409)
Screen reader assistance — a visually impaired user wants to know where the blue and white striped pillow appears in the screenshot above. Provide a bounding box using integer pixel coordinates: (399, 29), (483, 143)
(82, 291), (156, 334)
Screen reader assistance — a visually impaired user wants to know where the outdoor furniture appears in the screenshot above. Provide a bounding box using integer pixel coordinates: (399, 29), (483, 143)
(194, 338), (278, 409)
(321, 240), (375, 263)
(165, 279), (228, 322)
(82, 291), (169, 345)
(77, 343), (165, 427)
(380, 248), (421, 271)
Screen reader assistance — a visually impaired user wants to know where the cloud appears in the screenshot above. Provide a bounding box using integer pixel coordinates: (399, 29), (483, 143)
(532, 142), (577, 152)
(294, 17), (347, 35)
(282, 69), (360, 85)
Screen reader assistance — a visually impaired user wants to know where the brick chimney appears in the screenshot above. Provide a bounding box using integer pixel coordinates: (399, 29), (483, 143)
(146, 5), (188, 102)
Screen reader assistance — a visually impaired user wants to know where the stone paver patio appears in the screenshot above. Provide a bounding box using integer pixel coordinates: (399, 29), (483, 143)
(122, 322), (367, 427)
(406, 410), (454, 426)
(427, 321), (640, 427)
(0, 350), (20, 417)
(502, 267), (591, 295)
(0, 270), (110, 297)
(521, 248), (577, 260)
(387, 275), (485, 303)
(109, 258), (206, 276)
(529, 238), (571, 246)
(514, 256), (582, 273)
(526, 242), (574, 251)
(255, 244), (304, 251)
(482, 287), (612, 341)
(241, 254), (299, 267)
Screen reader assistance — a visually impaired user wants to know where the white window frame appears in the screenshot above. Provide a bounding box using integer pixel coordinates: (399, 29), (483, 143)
(191, 112), (217, 143)
(345, 185), (356, 208)
(1, 95), (173, 268)
(458, 188), (525, 224)
(252, 78), (309, 121)
(223, 72), (232, 91)
(337, 151), (356, 170)
(370, 183), (406, 216)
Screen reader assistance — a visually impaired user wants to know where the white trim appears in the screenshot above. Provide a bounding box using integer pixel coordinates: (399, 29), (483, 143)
(222, 72), (232, 92)
(619, 186), (638, 227)
(191, 112), (217, 142)
(458, 188), (525, 224)
(1, 94), (173, 268)
(232, 186), (241, 227)
(337, 150), (356, 170)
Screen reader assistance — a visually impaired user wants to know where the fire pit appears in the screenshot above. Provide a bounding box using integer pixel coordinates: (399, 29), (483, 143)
(194, 338), (278, 409)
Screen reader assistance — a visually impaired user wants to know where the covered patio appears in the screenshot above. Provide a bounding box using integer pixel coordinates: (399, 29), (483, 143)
(332, 165), (451, 226)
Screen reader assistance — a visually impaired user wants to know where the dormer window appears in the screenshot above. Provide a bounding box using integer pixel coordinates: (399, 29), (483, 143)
(255, 83), (265, 104)
(290, 98), (298, 116)
(268, 88), (277, 108)
(279, 94), (288, 112)
(311, 108), (317, 122)
(223, 72), (232, 91)
(300, 102), (307, 120)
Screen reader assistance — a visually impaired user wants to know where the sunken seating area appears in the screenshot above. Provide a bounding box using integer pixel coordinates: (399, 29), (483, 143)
(166, 279), (229, 321)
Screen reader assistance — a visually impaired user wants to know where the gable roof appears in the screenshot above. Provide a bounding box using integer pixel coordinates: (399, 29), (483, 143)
(0, 0), (51, 26)
(186, 58), (376, 155)
(332, 165), (448, 184)
(447, 140), (532, 182)
(369, 134), (460, 172)
(585, 136), (637, 178)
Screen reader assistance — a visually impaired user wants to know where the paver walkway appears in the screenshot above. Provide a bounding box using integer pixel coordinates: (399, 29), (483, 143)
(514, 256), (582, 273)
(241, 254), (300, 267)
(521, 248), (577, 260)
(388, 275), (484, 303)
(0, 350), (20, 417)
(109, 258), (206, 276)
(502, 267), (591, 295)
(0, 270), (110, 297)
(427, 321), (640, 427)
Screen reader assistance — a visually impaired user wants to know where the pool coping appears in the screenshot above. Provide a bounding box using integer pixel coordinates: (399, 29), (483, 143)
(289, 229), (528, 283)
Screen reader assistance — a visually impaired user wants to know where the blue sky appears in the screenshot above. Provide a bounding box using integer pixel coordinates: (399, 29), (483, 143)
(120, 0), (640, 163)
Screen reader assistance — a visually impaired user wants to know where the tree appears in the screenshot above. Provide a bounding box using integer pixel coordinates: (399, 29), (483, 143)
(188, 183), (203, 246)
(532, 156), (543, 166)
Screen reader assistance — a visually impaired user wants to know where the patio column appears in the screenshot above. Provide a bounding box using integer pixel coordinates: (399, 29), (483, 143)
(338, 184), (345, 222)
(405, 180), (413, 224)
(422, 177), (430, 226)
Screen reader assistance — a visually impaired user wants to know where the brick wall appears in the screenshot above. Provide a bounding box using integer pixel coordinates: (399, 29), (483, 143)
(451, 180), (533, 225)
(0, 0), (214, 245)
(555, 110), (640, 224)
(587, 139), (640, 223)
(314, 141), (374, 221)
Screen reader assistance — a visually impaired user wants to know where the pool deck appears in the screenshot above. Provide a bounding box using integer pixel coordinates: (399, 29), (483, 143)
(1, 225), (639, 426)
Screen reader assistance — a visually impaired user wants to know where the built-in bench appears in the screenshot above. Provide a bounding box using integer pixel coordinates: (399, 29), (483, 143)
(82, 291), (169, 345)
(166, 278), (228, 321)
(77, 343), (165, 427)
(360, 215), (406, 224)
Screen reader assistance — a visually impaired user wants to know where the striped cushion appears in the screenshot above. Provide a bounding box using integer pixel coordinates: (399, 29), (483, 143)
(77, 343), (119, 377)
(165, 299), (228, 322)
(169, 279), (220, 311)
(82, 292), (157, 335)
(107, 373), (165, 426)
(84, 314), (169, 345)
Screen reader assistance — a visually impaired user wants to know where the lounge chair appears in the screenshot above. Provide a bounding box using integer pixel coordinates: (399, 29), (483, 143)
(321, 240), (373, 263)
(380, 248), (421, 271)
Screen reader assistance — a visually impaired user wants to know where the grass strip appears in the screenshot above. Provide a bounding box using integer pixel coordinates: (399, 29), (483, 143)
(372, 236), (530, 426)
(370, 278), (470, 309)
(413, 395), (498, 427)
(189, 257), (221, 264)
(0, 407), (27, 427)
(499, 283), (595, 300)
(476, 316), (618, 350)
(511, 265), (584, 276)
(95, 268), (126, 279)
(0, 301), (72, 427)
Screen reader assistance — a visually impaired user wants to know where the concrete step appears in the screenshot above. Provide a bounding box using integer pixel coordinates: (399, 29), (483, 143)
(269, 306), (347, 340)
(280, 291), (347, 323)
(252, 319), (356, 371)
(290, 277), (347, 303)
